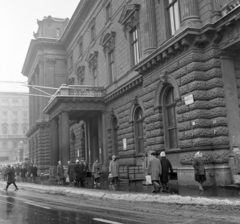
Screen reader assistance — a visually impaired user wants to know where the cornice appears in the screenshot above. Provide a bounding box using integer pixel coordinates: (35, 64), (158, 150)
(26, 121), (49, 137)
(104, 75), (143, 103)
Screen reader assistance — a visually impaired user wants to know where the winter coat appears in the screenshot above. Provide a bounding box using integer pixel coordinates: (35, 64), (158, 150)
(148, 157), (162, 181)
(67, 163), (76, 182)
(109, 160), (119, 177)
(15, 166), (20, 176)
(75, 163), (84, 181)
(20, 167), (27, 177)
(57, 164), (64, 179)
(193, 157), (205, 175)
(160, 157), (173, 183)
(27, 165), (33, 176)
(4, 167), (16, 183)
(32, 167), (38, 177)
(92, 162), (101, 179)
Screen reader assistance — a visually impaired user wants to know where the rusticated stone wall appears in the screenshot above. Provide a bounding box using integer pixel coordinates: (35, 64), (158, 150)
(234, 56), (240, 118)
(106, 46), (229, 169)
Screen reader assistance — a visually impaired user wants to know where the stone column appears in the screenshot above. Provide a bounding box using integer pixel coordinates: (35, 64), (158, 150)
(34, 73), (39, 122)
(101, 111), (108, 171)
(179, 0), (201, 29)
(29, 81), (34, 127)
(61, 112), (70, 165)
(58, 115), (62, 162)
(98, 113), (103, 164)
(49, 118), (59, 178)
(221, 51), (240, 149)
(38, 58), (44, 121)
(143, 0), (157, 55)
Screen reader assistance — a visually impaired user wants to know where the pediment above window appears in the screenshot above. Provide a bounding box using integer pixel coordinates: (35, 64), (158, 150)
(100, 30), (116, 55)
(86, 51), (98, 68)
(118, 4), (140, 32)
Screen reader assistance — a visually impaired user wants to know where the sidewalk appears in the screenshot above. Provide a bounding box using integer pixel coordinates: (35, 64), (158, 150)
(1, 180), (240, 207)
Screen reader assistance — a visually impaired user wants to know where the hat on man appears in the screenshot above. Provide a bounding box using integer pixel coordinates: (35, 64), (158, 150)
(151, 151), (159, 156)
(160, 151), (166, 157)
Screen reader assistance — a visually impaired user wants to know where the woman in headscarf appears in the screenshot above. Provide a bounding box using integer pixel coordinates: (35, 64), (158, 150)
(193, 151), (206, 191)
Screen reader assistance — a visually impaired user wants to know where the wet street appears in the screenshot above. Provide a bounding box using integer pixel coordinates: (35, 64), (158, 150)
(0, 181), (240, 224)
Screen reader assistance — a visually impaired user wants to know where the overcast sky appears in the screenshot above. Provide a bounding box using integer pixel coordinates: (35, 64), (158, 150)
(0, 0), (80, 84)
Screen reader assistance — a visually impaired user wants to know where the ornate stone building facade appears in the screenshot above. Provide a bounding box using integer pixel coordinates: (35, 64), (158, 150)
(22, 0), (240, 185)
(0, 82), (29, 163)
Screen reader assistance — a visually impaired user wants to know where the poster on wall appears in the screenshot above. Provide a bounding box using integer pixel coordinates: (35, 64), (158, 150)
(184, 94), (194, 105)
(123, 138), (127, 150)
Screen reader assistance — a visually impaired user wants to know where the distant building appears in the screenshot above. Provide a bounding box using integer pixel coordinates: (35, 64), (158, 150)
(22, 0), (240, 186)
(0, 81), (29, 163)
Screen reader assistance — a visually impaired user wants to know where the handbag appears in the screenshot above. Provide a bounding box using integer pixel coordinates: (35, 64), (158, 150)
(108, 173), (112, 179)
(66, 176), (70, 182)
(145, 175), (152, 185)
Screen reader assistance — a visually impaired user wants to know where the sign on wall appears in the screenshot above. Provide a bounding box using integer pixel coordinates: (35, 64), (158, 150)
(123, 138), (127, 150)
(184, 94), (194, 105)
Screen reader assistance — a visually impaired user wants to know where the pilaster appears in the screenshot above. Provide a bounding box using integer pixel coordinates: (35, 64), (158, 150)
(38, 57), (45, 121)
(61, 112), (70, 165)
(101, 111), (109, 171)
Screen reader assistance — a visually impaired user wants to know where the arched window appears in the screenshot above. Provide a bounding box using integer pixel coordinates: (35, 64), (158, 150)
(134, 107), (144, 154)
(163, 86), (178, 149)
(112, 116), (118, 155)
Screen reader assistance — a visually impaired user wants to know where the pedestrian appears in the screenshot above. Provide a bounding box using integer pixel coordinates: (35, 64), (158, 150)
(32, 164), (38, 183)
(27, 163), (33, 182)
(159, 151), (173, 193)
(75, 160), (84, 187)
(20, 165), (27, 182)
(57, 161), (64, 185)
(109, 155), (119, 186)
(4, 165), (18, 191)
(92, 158), (101, 187)
(148, 151), (162, 193)
(15, 164), (21, 182)
(67, 160), (76, 187)
(193, 151), (206, 191)
(82, 159), (89, 185)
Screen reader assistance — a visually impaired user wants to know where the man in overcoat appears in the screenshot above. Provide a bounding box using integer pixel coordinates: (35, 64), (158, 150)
(75, 160), (84, 187)
(67, 160), (76, 187)
(57, 161), (64, 185)
(92, 158), (101, 187)
(109, 155), (119, 186)
(160, 151), (173, 192)
(148, 151), (162, 193)
(4, 165), (18, 191)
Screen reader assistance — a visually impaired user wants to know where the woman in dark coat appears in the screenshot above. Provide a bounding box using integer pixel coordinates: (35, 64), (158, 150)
(20, 165), (27, 182)
(4, 165), (18, 191)
(57, 161), (64, 185)
(32, 164), (38, 183)
(193, 151), (206, 191)
(160, 151), (173, 192)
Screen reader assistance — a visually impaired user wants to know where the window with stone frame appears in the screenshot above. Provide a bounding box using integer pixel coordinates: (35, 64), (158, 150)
(22, 123), (28, 135)
(2, 99), (8, 106)
(134, 106), (144, 154)
(22, 111), (28, 120)
(130, 26), (140, 66)
(118, 4), (141, 68)
(165, 0), (180, 37)
(2, 124), (8, 135)
(77, 66), (85, 85)
(12, 99), (18, 106)
(106, 2), (112, 22)
(70, 55), (73, 69)
(87, 51), (98, 86)
(12, 111), (18, 121)
(163, 86), (178, 150)
(2, 141), (7, 148)
(78, 36), (83, 57)
(13, 141), (18, 149)
(12, 123), (18, 135)
(111, 116), (118, 155)
(2, 111), (8, 121)
(91, 24), (96, 42)
(100, 31), (116, 85)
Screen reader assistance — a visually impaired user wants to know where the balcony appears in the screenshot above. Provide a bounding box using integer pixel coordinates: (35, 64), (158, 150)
(0, 135), (27, 139)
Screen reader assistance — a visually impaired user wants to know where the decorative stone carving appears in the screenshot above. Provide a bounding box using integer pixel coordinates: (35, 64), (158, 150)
(179, 150), (229, 165)
(118, 4), (140, 35)
(159, 71), (168, 84)
(100, 31), (116, 56)
(87, 51), (98, 69)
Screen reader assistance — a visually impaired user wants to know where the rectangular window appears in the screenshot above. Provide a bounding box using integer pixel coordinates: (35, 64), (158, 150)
(91, 24), (96, 42)
(108, 51), (114, 84)
(130, 27), (140, 66)
(106, 3), (111, 22)
(69, 55), (73, 69)
(12, 111), (18, 121)
(2, 99), (8, 106)
(23, 111), (28, 120)
(166, 0), (180, 36)
(79, 41), (83, 57)
(2, 111), (7, 121)
(2, 141), (7, 148)
(12, 99), (18, 106)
